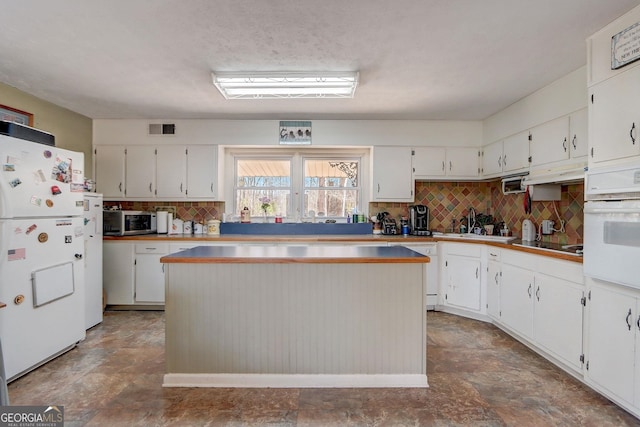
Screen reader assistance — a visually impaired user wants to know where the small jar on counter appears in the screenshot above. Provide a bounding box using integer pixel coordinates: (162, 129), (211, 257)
(207, 219), (220, 235)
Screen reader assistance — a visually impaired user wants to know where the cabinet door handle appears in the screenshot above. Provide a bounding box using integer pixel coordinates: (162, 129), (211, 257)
(536, 286), (540, 301)
(475, 267), (479, 279)
(119, 182), (122, 192)
(626, 308), (633, 331)
(562, 137), (567, 152)
(149, 183), (152, 193)
(636, 315), (640, 331)
(631, 122), (637, 145)
(162, 264), (165, 273)
(442, 161), (445, 171)
(572, 135), (577, 150)
(377, 183), (380, 193)
(449, 161), (452, 171)
(503, 154), (507, 166)
(494, 272), (499, 284)
(211, 183), (214, 193)
(180, 183), (183, 193)
(528, 283), (532, 298)
(498, 156), (502, 167)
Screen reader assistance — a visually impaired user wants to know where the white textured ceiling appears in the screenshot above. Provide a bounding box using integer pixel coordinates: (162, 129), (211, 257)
(1, 0), (639, 121)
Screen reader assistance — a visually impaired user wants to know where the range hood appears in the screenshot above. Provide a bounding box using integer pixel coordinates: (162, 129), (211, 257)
(523, 167), (586, 185)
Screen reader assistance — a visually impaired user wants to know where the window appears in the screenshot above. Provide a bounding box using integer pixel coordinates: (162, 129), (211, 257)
(230, 150), (364, 220)
(235, 159), (291, 217)
(303, 159), (358, 218)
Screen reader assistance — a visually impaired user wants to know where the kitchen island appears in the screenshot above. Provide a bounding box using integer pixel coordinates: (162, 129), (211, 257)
(160, 245), (429, 388)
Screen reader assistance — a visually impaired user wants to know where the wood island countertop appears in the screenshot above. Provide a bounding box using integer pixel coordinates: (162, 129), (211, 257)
(160, 244), (431, 264)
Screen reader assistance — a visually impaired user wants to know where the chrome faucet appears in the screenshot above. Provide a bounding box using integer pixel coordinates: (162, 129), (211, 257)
(468, 207), (476, 233)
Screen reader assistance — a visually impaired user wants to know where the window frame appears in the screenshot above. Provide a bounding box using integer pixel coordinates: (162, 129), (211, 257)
(225, 147), (369, 222)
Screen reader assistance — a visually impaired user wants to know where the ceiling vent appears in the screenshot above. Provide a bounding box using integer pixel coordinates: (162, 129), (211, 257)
(148, 123), (176, 135)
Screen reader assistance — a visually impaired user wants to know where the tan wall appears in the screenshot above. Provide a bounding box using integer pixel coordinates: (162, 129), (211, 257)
(0, 82), (93, 176)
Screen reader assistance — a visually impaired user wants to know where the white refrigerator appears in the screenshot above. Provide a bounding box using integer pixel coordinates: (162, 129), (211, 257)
(0, 131), (86, 381)
(83, 193), (103, 329)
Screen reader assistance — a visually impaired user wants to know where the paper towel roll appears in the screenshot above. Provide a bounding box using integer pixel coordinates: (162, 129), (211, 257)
(157, 211), (168, 234)
(167, 213), (175, 234)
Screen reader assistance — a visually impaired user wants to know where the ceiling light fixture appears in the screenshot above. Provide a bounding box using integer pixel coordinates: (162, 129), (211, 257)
(212, 71), (359, 99)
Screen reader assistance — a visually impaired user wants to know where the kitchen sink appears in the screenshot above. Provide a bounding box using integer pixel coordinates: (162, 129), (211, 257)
(433, 232), (517, 243)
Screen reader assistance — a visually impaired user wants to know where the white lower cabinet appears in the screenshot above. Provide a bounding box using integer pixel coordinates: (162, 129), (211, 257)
(486, 249), (501, 320)
(499, 250), (585, 373)
(586, 279), (639, 410)
(104, 241), (169, 305)
(500, 261), (536, 340)
(441, 243), (483, 313)
(533, 269), (584, 371)
(134, 243), (169, 303)
(103, 241), (135, 305)
(389, 242), (438, 309)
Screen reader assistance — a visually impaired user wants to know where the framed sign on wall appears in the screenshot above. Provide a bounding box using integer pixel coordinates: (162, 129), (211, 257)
(279, 121), (311, 145)
(612, 21), (640, 70)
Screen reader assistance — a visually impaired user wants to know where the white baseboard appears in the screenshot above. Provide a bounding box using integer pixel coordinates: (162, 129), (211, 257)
(163, 373), (429, 388)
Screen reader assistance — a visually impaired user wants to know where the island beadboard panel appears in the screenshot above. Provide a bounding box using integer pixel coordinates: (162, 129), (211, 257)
(163, 262), (427, 387)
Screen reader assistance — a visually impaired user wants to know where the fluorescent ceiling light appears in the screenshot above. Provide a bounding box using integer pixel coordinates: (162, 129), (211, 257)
(212, 71), (359, 99)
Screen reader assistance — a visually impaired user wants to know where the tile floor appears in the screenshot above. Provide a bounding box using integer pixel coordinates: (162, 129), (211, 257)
(7, 310), (640, 426)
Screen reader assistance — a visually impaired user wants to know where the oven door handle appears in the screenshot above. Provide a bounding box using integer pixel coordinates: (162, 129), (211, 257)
(584, 207), (640, 214)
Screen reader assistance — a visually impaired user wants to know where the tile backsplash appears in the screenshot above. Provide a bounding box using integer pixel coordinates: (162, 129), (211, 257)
(370, 181), (584, 245)
(105, 201), (226, 225)
(106, 180), (584, 245)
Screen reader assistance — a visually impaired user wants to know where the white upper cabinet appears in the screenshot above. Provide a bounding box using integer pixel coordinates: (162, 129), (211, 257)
(94, 144), (219, 201)
(530, 109), (588, 170)
(448, 147), (480, 178)
(530, 117), (570, 167)
(587, 5), (640, 167)
(156, 146), (187, 198)
(413, 147), (447, 177)
(569, 108), (589, 160)
(371, 146), (414, 202)
(482, 140), (504, 177)
(589, 66), (640, 165)
(502, 131), (530, 174)
(414, 147), (480, 180)
(94, 145), (125, 199)
(125, 146), (156, 198)
(186, 145), (218, 199)
(482, 131), (529, 178)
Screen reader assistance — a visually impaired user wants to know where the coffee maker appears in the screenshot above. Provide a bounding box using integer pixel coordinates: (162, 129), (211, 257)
(409, 205), (430, 235)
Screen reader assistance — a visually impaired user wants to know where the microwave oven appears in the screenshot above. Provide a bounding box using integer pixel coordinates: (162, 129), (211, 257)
(103, 210), (157, 236)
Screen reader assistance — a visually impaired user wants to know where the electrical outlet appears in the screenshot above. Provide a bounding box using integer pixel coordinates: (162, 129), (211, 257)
(541, 220), (555, 235)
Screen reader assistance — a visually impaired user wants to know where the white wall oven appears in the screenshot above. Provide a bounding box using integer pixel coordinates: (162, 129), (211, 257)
(584, 165), (640, 288)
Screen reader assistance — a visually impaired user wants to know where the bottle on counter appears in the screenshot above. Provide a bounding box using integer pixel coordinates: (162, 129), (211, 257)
(240, 207), (251, 223)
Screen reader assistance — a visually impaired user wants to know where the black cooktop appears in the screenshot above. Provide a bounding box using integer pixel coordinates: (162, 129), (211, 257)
(512, 240), (583, 256)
